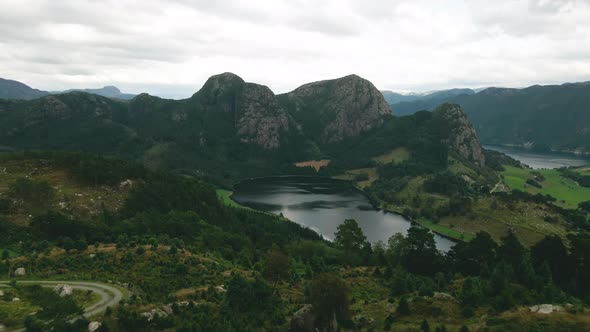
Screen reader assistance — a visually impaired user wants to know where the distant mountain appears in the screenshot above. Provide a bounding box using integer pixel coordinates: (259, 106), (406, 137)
(381, 91), (424, 104)
(0, 78), (50, 100)
(0, 77), (136, 100)
(383, 88), (475, 115)
(59, 86), (136, 100)
(387, 82), (590, 153)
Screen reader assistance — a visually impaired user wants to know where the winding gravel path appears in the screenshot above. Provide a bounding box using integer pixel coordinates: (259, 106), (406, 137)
(0, 280), (124, 331)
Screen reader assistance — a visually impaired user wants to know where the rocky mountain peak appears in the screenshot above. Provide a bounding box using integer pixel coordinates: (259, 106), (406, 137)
(285, 74), (391, 144)
(101, 86), (121, 93)
(434, 103), (485, 167)
(194, 72), (245, 106)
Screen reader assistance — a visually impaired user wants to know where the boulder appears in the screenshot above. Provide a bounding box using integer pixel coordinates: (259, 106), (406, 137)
(433, 292), (456, 301)
(13, 267), (26, 277)
(119, 179), (133, 189)
(88, 321), (102, 332)
(529, 304), (564, 314)
(140, 311), (153, 321)
(0, 290), (4, 296)
(162, 304), (174, 315)
(153, 308), (168, 318)
(12, 297), (20, 302)
(0, 323), (6, 331)
(290, 304), (315, 332)
(54, 284), (73, 297)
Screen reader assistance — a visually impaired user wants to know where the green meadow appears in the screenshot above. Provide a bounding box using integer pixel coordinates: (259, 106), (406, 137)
(502, 165), (590, 209)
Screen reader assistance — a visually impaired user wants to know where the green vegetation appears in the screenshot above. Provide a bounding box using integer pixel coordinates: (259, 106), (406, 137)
(502, 165), (590, 209)
(0, 152), (590, 331)
(372, 147), (410, 164)
(391, 82), (590, 153)
(215, 189), (247, 209)
(418, 218), (475, 242)
(2, 79), (590, 331)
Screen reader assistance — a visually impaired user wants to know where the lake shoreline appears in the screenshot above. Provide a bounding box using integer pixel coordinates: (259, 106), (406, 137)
(231, 175), (458, 249)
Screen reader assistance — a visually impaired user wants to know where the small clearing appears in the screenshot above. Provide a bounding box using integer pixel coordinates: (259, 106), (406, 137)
(372, 147), (410, 164)
(294, 159), (331, 172)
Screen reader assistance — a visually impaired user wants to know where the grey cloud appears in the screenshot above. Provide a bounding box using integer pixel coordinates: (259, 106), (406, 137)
(0, 0), (589, 96)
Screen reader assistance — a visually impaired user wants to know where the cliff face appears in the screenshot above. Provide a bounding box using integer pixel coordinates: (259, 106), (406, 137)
(0, 74), (488, 172)
(281, 74), (392, 144)
(193, 73), (290, 149)
(235, 83), (289, 149)
(434, 103), (486, 167)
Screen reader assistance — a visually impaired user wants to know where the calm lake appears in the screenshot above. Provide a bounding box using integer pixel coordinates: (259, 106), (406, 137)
(484, 145), (590, 169)
(232, 176), (455, 252)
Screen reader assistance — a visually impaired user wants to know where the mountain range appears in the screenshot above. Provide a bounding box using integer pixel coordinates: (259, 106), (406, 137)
(0, 73), (487, 185)
(0, 77), (136, 100)
(381, 88), (476, 106)
(386, 82), (590, 153)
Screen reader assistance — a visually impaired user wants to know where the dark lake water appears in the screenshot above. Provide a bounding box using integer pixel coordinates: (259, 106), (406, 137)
(484, 145), (590, 169)
(232, 176), (455, 252)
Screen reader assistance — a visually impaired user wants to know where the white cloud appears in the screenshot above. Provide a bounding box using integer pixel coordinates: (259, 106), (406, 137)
(0, 0), (589, 98)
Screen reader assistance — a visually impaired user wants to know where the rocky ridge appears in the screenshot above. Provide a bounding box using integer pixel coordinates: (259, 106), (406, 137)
(434, 103), (486, 167)
(282, 74), (392, 143)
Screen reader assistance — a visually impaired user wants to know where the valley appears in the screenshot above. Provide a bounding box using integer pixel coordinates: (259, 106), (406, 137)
(1, 75), (590, 331)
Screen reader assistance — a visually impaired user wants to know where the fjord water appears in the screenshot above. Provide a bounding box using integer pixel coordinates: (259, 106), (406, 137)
(484, 145), (590, 169)
(232, 176), (455, 252)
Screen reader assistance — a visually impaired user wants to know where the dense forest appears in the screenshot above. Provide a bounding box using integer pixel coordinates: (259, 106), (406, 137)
(0, 152), (590, 331)
(387, 82), (590, 153)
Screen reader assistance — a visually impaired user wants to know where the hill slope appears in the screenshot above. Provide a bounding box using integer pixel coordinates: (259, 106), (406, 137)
(385, 88), (475, 116)
(60, 86), (136, 100)
(0, 73), (397, 181)
(0, 78), (50, 100)
(387, 82), (590, 153)
(0, 77), (136, 100)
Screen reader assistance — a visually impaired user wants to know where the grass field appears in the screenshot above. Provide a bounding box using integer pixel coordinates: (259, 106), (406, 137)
(334, 167), (379, 188)
(418, 218), (476, 242)
(502, 165), (590, 209)
(0, 248), (19, 258)
(441, 196), (568, 246)
(215, 189), (249, 209)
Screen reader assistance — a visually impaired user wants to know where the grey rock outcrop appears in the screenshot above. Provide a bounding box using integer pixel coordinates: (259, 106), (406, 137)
(290, 304), (315, 332)
(289, 304), (337, 332)
(88, 321), (102, 332)
(529, 304), (564, 314)
(193, 72), (291, 149)
(13, 267), (26, 277)
(284, 74), (391, 143)
(434, 103), (486, 167)
(235, 83), (289, 149)
(54, 284), (73, 297)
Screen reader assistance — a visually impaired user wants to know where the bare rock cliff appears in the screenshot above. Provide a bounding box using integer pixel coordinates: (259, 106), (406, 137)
(283, 74), (391, 144)
(435, 103), (486, 167)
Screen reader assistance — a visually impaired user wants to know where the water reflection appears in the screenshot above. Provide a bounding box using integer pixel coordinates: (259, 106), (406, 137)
(484, 145), (590, 169)
(232, 176), (455, 252)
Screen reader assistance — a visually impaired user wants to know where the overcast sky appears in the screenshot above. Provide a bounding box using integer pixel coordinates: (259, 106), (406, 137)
(1, 0), (589, 98)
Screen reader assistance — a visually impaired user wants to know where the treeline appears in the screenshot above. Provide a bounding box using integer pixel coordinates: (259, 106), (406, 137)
(562, 168), (590, 188)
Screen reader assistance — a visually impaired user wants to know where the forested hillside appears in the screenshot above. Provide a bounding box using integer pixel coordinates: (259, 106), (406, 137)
(1, 152), (590, 330)
(386, 82), (590, 153)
